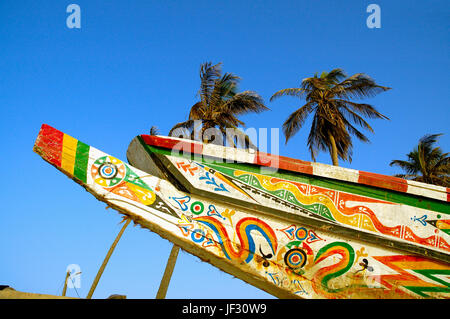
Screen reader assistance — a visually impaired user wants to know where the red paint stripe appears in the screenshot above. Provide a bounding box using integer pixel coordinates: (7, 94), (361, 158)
(142, 136), (313, 176)
(142, 135), (446, 197)
(141, 135), (203, 155)
(143, 136), (314, 175)
(255, 152), (313, 175)
(358, 171), (408, 193)
(34, 124), (64, 167)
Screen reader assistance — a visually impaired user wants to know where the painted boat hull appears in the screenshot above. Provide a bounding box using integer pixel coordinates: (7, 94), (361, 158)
(34, 124), (450, 299)
(128, 135), (450, 263)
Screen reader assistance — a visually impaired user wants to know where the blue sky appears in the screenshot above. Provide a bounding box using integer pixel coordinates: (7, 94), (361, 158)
(0, 1), (448, 298)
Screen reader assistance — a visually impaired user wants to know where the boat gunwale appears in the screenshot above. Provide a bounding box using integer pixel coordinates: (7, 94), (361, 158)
(134, 136), (450, 263)
(140, 134), (450, 204)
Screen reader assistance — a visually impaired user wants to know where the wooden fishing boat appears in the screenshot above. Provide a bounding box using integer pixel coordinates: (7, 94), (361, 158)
(34, 124), (450, 299)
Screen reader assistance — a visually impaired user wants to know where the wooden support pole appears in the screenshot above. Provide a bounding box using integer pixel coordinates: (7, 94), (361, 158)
(86, 218), (131, 299)
(155, 244), (180, 299)
(62, 271), (70, 296)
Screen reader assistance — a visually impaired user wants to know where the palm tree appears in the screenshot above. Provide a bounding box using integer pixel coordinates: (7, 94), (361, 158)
(390, 134), (449, 187)
(270, 69), (390, 166)
(150, 126), (159, 135)
(169, 62), (269, 149)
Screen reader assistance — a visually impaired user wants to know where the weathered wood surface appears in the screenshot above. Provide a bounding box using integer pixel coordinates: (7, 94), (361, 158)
(86, 218), (131, 299)
(130, 135), (450, 262)
(155, 245), (180, 299)
(34, 124), (450, 299)
(0, 287), (78, 299)
(0, 287), (125, 299)
(138, 134), (450, 202)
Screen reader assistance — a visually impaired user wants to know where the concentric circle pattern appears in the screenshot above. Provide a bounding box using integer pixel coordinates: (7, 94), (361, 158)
(284, 248), (307, 270)
(91, 156), (126, 188)
(190, 201), (205, 215)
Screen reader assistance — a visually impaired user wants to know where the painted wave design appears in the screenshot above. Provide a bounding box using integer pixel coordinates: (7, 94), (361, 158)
(194, 216), (278, 264)
(232, 170), (450, 252)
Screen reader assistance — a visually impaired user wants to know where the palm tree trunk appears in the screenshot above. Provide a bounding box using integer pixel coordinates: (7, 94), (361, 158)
(328, 133), (339, 166)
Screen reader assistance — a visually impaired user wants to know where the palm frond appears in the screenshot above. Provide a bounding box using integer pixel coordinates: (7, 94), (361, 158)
(419, 133), (443, 148)
(333, 73), (391, 100)
(188, 101), (206, 120)
(336, 99), (389, 120)
(208, 72), (240, 109)
(168, 119), (196, 138)
(389, 159), (420, 174)
(270, 88), (307, 101)
(390, 133), (449, 186)
(301, 77), (327, 91)
(223, 91), (269, 116)
(149, 126), (159, 135)
(338, 102), (375, 133)
(340, 115), (370, 143)
(306, 114), (329, 161)
(325, 68), (347, 83)
(199, 62), (222, 107)
(282, 102), (314, 143)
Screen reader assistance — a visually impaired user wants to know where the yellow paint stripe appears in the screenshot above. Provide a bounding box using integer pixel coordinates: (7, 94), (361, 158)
(61, 134), (78, 175)
(126, 182), (156, 205)
(395, 260), (449, 270)
(235, 170), (379, 233)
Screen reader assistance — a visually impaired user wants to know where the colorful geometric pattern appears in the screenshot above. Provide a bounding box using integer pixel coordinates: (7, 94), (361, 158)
(312, 242), (355, 296)
(284, 248), (307, 270)
(370, 255), (450, 297)
(135, 137), (450, 263)
(140, 134), (450, 202)
(34, 125), (450, 299)
(33, 124), (178, 218)
(91, 156), (126, 188)
(194, 216), (278, 263)
(225, 169), (450, 253)
(34, 124), (90, 183)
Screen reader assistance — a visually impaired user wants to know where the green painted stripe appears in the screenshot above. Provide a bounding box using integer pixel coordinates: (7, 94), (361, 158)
(124, 165), (153, 191)
(240, 170), (336, 221)
(73, 141), (90, 183)
(207, 161), (450, 215)
(141, 141), (449, 215)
